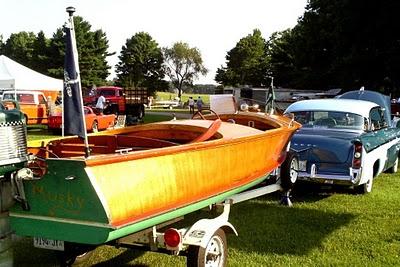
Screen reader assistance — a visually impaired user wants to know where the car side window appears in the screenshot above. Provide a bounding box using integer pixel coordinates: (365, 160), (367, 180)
(38, 95), (47, 104)
(369, 107), (386, 130)
(19, 94), (35, 103)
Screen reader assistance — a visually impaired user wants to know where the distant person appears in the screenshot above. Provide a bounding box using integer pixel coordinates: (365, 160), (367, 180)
(188, 96), (195, 114)
(148, 96), (153, 109)
(46, 96), (56, 116)
(196, 96), (203, 112)
(96, 92), (106, 114)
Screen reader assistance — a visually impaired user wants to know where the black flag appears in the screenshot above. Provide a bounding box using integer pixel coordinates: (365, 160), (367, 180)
(63, 19), (85, 138)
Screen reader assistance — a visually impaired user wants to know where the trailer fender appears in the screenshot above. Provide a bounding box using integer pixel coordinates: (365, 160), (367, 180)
(183, 220), (237, 248)
(182, 203), (237, 248)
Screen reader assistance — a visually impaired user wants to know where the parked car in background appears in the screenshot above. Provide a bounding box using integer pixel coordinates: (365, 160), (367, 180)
(2, 90), (50, 125)
(283, 89), (400, 193)
(153, 98), (180, 109)
(48, 106), (116, 133)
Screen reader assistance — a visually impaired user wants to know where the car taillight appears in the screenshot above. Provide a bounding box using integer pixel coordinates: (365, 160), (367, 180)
(352, 142), (362, 169)
(164, 228), (181, 248)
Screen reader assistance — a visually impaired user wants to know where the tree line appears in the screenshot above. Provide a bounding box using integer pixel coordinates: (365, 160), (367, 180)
(217, 0), (400, 96)
(1, 0), (399, 96)
(0, 17), (206, 98)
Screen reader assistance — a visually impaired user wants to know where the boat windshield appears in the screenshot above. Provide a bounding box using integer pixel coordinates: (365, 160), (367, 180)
(293, 111), (365, 130)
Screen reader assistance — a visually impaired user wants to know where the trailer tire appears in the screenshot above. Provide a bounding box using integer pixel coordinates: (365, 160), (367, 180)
(187, 228), (227, 267)
(57, 244), (94, 266)
(280, 151), (299, 191)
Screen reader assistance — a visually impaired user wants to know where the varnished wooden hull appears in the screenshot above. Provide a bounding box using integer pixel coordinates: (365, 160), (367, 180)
(10, 112), (300, 244)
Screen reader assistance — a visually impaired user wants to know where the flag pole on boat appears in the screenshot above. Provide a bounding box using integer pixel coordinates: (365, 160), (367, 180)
(63, 6), (90, 157)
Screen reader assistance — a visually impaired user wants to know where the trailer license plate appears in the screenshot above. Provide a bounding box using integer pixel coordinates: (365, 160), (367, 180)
(34, 237), (64, 251)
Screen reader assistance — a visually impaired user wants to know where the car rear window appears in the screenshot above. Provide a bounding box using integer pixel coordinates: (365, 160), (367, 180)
(293, 111), (364, 130)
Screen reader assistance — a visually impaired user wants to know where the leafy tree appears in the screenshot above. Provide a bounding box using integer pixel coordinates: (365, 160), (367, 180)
(3, 31), (36, 66)
(216, 29), (270, 87)
(0, 35), (4, 54)
(2, 16), (112, 90)
(31, 31), (50, 74)
(267, 30), (296, 88)
(48, 16), (112, 88)
(163, 42), (208, 99)
(115, 32), (166, 94)
(268, 0), (400, 92)
(46, 28), (65, 78)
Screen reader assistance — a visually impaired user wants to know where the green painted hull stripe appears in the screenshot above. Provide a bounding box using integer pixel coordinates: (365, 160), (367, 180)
(106, 174), (269, 242)
(11, 174), (270, 244)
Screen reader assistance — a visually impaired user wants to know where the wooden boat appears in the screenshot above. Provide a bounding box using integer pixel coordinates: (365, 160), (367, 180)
(9, 112), (300, 245)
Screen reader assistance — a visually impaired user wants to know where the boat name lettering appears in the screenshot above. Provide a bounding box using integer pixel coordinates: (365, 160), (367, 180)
(31, 184), (85, 209)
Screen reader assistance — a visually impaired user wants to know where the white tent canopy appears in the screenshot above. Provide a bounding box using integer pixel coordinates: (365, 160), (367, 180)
(0, 55), (62, 92)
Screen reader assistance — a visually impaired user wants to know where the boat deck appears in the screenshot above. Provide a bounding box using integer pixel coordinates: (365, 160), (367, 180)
(29, 113), (290, 163)
(160, 119), (265, 138)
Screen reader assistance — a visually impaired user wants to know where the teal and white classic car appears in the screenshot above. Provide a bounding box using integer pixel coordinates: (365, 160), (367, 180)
(283, 89), (400, 193)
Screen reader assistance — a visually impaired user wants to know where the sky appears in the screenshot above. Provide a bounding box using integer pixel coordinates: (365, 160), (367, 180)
(0, 0), (308, 84)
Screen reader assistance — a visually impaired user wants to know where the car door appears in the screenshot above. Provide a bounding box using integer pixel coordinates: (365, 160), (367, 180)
(367, 107), (395, 174)
(37, 94), (48, 124)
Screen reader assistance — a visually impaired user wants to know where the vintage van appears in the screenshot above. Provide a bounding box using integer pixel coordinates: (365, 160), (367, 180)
(2, 90), (50, 125)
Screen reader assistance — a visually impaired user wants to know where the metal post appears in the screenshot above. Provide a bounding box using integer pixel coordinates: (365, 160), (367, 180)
(66, 7), (90, 157)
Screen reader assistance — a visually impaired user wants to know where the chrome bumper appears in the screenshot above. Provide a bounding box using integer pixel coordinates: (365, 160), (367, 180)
(297, 164), (362, 185)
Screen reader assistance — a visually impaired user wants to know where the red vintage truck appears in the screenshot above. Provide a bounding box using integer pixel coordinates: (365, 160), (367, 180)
(84, 86), (147, 122)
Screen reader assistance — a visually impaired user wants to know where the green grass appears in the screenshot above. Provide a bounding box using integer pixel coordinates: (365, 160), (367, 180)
(12, 173), (400, 266)
(142, 113), (172, 123)
(26, 114), (173, 141)
(21, 114), (400, 266)
(26, 125), (60, 141)
(155, 91), (210, 104)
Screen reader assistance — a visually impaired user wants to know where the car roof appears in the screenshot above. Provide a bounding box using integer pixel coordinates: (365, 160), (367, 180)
(285, 98), (379, 118)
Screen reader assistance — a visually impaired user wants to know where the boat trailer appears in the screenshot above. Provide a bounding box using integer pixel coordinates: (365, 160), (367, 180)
(67, 182), (292, 267)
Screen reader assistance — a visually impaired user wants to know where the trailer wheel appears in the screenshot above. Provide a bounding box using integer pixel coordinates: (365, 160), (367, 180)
(56, 244), (94, 266)
(187, 228), (227, 267)
(280, 151), (299, 191)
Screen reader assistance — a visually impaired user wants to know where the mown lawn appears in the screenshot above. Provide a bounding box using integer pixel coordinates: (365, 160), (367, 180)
(13, 172), (400, 266)
(20, 114), (400, 266)
(26, 113), (173, 142)
(155, 92), (210, 104)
